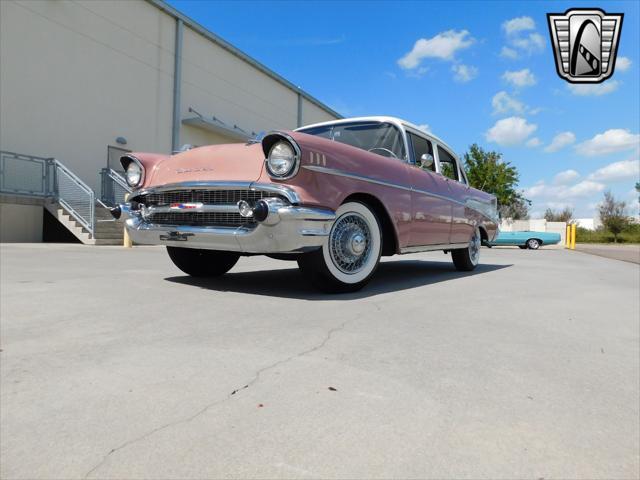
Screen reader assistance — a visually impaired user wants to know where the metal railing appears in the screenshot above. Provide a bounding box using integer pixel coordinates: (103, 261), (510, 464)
(0, 151), (54, 197)
(0, 150), (97, 236)
(55, 161), (95, 234)
(100, 168), (131, 207)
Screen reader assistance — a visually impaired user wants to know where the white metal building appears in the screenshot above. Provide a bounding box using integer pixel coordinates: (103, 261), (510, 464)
(0, 0), (340, 242)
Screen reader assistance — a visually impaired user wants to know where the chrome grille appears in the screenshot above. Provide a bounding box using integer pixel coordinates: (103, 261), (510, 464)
(148, 212), (252, 227)
(143, 189), (280, 206)
(138, 189), (286, 228)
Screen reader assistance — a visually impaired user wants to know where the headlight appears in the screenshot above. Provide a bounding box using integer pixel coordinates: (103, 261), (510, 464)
(266, 140), (299, 179)
(125, 161), (144, 187)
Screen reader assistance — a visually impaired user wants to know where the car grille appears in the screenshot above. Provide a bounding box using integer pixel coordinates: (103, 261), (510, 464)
(143, 189), (278, 206)
(138, 189), (286, 228)
(147, 212), (252, 227)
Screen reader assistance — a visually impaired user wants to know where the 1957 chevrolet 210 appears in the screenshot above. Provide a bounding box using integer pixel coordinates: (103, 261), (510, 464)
(112, 116), (498, 292)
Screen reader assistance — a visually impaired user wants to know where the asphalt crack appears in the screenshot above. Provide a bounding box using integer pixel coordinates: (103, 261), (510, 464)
(83, 309), (369, 478)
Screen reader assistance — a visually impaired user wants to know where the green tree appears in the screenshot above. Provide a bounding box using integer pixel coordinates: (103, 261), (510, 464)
(544, 207), (574, 223)
(598, 191), (629, 243)
(463, 144), (530, 219)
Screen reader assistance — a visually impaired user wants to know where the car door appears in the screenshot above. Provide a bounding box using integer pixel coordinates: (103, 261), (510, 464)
(406, 132), (452, 246)
(435, 145), (474, 244)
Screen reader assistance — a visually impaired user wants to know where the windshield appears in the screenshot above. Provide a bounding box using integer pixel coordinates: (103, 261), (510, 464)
(298, 122), (406, 160)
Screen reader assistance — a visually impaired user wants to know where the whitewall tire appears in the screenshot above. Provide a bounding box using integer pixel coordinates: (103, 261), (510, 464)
(452, 227), (481, 271)
(298, 202), (382, 293)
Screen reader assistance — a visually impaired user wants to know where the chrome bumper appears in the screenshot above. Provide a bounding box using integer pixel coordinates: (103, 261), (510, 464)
(119, 203), (335, 253)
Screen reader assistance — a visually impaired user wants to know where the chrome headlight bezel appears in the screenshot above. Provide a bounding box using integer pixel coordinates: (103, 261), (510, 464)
(262, 133), (301, 180)
(122, 156), (145, 188)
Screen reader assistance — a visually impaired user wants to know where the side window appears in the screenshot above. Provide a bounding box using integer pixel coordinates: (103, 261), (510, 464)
(408, 133), (434, 171)
(437, 146), (460, 181)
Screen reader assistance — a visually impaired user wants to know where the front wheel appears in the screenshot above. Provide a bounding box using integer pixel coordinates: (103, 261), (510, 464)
(297, 202), (382, 293)
(526, 238), (541, 250)
(167, 247), (239, 277)
(452, 227), (481, 271)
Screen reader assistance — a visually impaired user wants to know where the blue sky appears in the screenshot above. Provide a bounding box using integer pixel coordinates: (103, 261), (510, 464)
(168, 0), (640, 218)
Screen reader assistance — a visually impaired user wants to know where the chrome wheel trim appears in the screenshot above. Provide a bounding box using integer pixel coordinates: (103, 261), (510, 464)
(322, 202), (381, 284)
(469, 228), (481, 265)
(527, 239), (540, 249)
(329, 212), (372, 274)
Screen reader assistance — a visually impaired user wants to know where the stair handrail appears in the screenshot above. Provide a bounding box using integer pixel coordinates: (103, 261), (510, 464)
(100, 168), (132, 206)
(1, 150), (101, 237)
(53, 159), (95, 236)
(106, 168), (132, 193)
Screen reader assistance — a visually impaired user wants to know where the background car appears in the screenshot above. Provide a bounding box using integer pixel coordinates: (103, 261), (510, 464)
(489, 231), (561, 249)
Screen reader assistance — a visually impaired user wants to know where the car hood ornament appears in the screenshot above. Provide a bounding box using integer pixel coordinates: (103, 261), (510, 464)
(547, 8), (623, 84)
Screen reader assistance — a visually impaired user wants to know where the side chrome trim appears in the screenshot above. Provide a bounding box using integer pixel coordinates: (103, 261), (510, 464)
(302, 165), (497, 221)
(129, 181), (301, 204)
(400, 242), (470, 254)
(303, 165), (412, 192)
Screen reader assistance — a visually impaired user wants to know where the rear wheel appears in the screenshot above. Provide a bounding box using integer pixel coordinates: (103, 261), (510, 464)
(526, 238), (541, 250)
(167, 247), (239, 277)
(297, 202), (382, 293)
(452, 227), (481, 271)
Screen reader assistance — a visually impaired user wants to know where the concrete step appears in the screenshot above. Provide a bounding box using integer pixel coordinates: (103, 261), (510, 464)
(95, 223), (125, 232)
(94, 238), (124, 246)
(95, 210), (116, 219)
(94, 233), (125, 240)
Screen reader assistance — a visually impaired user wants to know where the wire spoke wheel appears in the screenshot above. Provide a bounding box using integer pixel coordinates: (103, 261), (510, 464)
(469, 228), (481, 265)
(297, 201), (382, 293)
(452, 226), (481, 272)
(329, 212), (372, 275)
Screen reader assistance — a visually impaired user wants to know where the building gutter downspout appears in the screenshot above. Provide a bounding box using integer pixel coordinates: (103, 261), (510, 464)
(172, 18), (184, 152)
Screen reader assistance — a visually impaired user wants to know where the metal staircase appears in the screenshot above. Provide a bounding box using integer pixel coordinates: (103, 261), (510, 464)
(0, 151), (131, 245)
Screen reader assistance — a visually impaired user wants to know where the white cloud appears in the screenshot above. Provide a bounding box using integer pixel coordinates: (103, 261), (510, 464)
(567, 180), (606, 197)
(568, 80), (620, 96)
(502, 68), (536, 87)
(486, 116), (537, 146)
(502, 16), (535, 35)
(500, 47), (519, 59)
(544, 131), (576, 153)
(616, 56), (632, 72)
(576, 129), (640, 156)
(398, 30), (474, 69)
(526, 137), (542, 148)
(417, 124), (431, 133)
(587, 159), (640, 182)
(406, 66), (428, 78)
(553, 169), (580, 185)
(500, 17), (545, 59)
(511, 33), (545, 54)
(451, 64), (478, 82)
(492, 91), (525, 115)
(525, 180), (605, 200)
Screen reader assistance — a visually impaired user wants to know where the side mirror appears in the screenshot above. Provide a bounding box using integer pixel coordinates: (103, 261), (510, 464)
(418, 153), (434, 169)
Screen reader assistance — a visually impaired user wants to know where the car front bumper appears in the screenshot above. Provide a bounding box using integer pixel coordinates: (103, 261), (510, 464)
(119, 202), (336, 253)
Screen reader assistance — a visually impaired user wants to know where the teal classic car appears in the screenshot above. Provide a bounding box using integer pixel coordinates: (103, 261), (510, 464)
(488, 231), (561, 249)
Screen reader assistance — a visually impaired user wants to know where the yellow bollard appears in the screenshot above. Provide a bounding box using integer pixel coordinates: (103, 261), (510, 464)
(123, 193), (132, 248)
(570, 223), (576, 250)
(566, 225), (571, 248)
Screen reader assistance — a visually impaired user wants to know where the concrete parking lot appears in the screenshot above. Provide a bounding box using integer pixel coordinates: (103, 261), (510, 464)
(1, 244), (638, 479)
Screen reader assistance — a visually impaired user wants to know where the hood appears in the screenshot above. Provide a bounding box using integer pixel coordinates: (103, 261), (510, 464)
(147, 143), (265, 187)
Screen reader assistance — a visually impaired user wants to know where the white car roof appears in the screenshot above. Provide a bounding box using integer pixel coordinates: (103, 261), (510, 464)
(295, 116), (457, 156)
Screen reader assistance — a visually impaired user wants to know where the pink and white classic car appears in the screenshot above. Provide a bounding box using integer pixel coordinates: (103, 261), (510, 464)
(113, 116), (498, 292)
